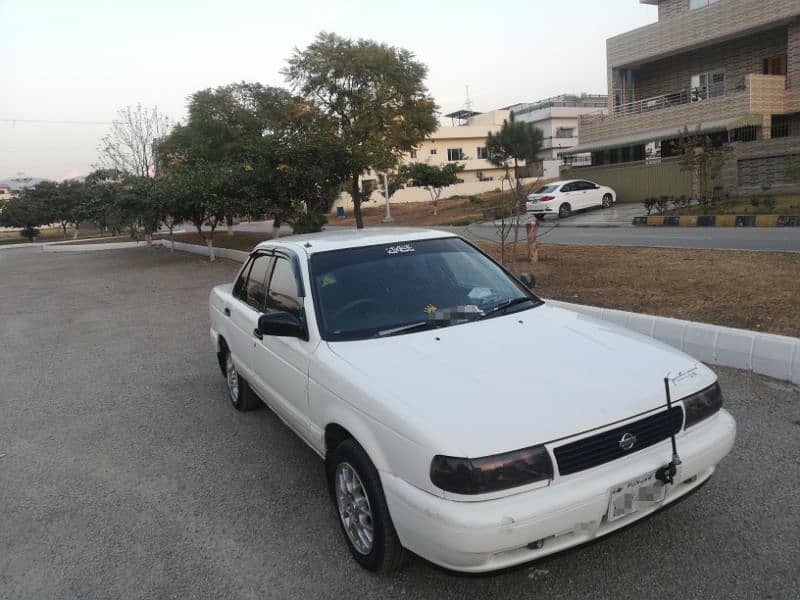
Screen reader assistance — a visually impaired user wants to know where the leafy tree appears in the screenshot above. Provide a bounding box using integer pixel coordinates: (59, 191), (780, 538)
(399, 162), (464, 215)
(284, 32), (438, 229)
(98, 104), (171, 177)
(674, 126), (731, 209)
(0, 193), (50, 240)
(158, 81), (350, 241)
(485, 116), (544, 264)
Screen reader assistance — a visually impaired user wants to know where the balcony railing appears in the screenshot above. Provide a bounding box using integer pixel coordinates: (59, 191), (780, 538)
(609, 76), (747, 118)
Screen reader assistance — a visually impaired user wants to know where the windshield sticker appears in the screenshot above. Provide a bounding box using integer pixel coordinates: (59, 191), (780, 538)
(386, 244), (415, 255)
(320, 273), (337, 287)
(424, 304), (438, 314)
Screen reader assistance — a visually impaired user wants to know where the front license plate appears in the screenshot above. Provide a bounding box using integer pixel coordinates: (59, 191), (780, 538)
(607, 471), (666, 522)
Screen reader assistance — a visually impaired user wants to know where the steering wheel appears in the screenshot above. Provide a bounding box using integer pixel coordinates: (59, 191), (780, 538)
(331, 298), (378, 320)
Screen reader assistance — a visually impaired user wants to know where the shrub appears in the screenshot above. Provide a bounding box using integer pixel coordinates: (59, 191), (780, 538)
(468, 195), (482, 204)
(643, 197), (656, 215)
(19, 227), (40, 241)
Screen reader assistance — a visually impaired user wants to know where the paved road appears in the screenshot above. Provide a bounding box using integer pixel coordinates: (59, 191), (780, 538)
(1, 247), (799, 599)
(451, 222), (800, 252)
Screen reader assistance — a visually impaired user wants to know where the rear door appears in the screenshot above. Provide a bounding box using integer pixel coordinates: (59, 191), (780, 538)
(228, 251), (273, 386)
(580, 180), (603, 207)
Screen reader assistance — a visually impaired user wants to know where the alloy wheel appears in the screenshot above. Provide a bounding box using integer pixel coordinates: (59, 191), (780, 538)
(225, 352), (239, 403)
(335, 462), (374, 555)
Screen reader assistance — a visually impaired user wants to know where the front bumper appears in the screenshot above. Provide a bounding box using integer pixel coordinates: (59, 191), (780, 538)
(383, 409), (735, 573)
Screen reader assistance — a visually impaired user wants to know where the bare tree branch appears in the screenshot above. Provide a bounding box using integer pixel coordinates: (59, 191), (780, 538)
(96, 104), (172, 178)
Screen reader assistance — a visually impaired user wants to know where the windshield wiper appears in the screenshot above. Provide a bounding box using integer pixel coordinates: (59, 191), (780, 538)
(478, 297), (535, 320)
(376, 319), (449, 338)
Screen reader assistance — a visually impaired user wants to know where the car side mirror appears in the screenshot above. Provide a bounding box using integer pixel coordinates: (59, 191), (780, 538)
(257, 311), (306, 339)
(520, 273), (536, 288)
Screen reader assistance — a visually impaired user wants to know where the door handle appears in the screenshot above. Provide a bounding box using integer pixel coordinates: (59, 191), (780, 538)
(253, 329), (263, 340)
(224, 307), (231, 317)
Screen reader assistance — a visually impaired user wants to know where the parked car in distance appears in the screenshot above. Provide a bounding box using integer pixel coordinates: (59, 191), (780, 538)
(208, 228), (735, 573)
(526, 179), (616, 219)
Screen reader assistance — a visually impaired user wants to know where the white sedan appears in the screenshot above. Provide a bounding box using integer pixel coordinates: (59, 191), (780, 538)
(526, 179), (616, 219)
(208, 228), (735, 573)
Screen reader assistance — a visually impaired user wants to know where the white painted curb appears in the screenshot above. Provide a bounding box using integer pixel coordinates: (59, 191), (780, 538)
(547, 299), (800, 385)
(154, 239), (800, 386)
(158, 239), (250, 263)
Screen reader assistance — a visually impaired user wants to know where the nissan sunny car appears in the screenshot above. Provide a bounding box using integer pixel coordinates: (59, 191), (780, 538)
(208, 228), (735, 573)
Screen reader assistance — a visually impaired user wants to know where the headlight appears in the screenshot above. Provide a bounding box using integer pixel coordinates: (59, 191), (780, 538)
(430, 445), (553, 495)
(682, 382), (723, 428)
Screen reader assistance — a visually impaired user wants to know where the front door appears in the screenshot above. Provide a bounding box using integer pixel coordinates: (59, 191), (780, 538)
(228, 252), (272, 386)
(253, 254), (312, 438)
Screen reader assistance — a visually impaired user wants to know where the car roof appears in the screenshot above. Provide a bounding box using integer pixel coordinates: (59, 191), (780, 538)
(253, 227), (458, 255)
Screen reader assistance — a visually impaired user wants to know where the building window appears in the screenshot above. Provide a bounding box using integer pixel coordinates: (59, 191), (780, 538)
(763, 54), (787, 76)
(447, 148), (463, 161)
(689, 0), (720, 9)
(476, 146), (489, 160)
(430, 148), (437, 155)
(691, 69), (724, 100)
(410, 149), (418, 159)
(556, 128), (575, 138)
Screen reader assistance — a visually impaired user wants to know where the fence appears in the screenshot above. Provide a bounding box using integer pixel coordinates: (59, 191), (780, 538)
(561, 157), (692, 203)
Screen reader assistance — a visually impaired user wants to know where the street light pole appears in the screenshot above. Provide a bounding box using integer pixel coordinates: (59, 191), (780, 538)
(382, 171), (393, 222)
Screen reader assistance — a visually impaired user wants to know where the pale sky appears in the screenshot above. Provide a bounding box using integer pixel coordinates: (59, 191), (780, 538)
(0, 0), (656, 181)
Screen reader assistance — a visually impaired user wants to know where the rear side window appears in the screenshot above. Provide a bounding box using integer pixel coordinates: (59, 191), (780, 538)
(266, 257), (302, 317)
(233, 258), (254, 298)
(243, 254), (272, 311)
(560, 183), (575, 192)
(534, 184), (558, 194)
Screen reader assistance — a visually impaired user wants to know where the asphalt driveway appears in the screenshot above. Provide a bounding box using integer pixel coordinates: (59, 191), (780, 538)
(1, 246), (798, 599)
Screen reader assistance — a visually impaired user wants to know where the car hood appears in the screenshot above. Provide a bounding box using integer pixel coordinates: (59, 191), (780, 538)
(326, 304), (716, 458)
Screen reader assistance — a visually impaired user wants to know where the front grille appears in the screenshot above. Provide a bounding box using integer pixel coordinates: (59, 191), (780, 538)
(554, 407), (683, 476)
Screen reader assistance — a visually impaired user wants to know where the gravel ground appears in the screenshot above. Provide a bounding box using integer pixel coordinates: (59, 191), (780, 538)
(1, 246), (798, 600)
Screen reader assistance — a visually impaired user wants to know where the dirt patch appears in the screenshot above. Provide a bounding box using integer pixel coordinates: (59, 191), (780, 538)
(332, 190), (513, 228)
(475, 242), (800, 338)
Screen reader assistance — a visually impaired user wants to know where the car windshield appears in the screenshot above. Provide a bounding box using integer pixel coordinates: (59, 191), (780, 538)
(534, 184), (559, 194)
(309, 237), (541, 341)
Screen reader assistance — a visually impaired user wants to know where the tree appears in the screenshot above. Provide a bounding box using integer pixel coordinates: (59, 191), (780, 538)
(399, 162), (464, 215)
(98, 104), (171, 178)
(675, 126), (731, 209)
(0, 193), (50, 240)
(158, 81), (350, 242)
(485, 116), (544, 264)
(284, 32), (438, 229)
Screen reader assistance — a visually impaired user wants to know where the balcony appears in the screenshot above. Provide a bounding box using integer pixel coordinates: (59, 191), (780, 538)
(577, 75), (786, 148)
(608, 0), (799, 68)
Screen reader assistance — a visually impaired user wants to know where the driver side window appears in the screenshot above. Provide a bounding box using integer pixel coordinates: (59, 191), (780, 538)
(266, 257), (302, 318)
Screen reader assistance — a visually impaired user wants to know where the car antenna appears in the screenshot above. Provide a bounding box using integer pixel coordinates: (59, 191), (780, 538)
(656, 375), (682, 485)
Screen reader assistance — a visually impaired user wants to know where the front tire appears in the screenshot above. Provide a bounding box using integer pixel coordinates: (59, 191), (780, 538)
(327, 440), (405, 572)
(602, 193), (613, 208)
(558, 203), (571, 218)
(223, 349), (260, 411)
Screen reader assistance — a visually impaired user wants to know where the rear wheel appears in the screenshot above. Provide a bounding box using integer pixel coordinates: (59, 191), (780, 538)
(223, 349), (260, 411)
(602, 193), (613, 208)
(328, 440), (405, 572)
(558, 203), (571, 219)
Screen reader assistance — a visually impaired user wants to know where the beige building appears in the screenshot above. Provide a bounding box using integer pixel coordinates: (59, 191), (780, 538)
(399, 109), (520, 183)
(563, 0), (800, 195)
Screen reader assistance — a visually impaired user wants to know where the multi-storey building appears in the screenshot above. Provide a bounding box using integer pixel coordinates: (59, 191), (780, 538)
(564, 0), (800, 198)
(509, 94), (608, 161)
